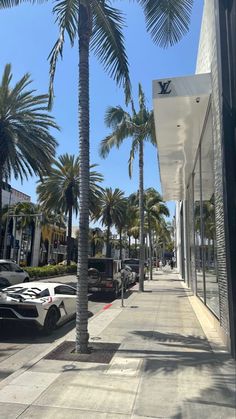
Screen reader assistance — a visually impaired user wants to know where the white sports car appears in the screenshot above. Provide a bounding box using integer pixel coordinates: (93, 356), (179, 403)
(0, 282), (77, 334)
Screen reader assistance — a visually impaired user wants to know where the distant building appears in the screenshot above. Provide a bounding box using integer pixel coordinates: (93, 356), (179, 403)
(2, 182), (31, 207)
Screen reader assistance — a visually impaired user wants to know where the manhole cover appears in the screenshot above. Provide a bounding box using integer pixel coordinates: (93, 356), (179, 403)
(44, 341), (120, 364)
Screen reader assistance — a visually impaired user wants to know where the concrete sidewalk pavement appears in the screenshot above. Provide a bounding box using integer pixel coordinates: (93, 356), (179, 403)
(0, 272), (235, 418)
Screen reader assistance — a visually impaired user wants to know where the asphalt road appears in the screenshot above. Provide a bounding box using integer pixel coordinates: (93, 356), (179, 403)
(0, 274), (120, 372)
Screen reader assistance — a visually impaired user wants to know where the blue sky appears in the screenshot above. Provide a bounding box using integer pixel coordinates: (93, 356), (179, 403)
(0, 0), (203, 223)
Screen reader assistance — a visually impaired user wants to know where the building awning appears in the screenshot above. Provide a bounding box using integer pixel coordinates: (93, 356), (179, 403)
(152, 73), (212, 201)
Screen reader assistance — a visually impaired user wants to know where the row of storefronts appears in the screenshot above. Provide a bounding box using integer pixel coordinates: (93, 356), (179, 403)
(153, 0), (236, 358)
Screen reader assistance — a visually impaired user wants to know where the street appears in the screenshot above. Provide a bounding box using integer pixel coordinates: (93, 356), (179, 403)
(0, 274), (119, 383)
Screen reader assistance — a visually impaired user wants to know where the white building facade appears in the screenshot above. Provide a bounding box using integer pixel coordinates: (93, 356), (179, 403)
(153, 1), (236, 358)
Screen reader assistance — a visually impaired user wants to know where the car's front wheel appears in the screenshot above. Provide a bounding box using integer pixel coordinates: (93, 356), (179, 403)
(23, 277), (29, 283)
(43, 306), (59, 334)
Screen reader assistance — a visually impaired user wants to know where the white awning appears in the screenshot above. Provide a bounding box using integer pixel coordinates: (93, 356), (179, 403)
(152, 73), (212, 200)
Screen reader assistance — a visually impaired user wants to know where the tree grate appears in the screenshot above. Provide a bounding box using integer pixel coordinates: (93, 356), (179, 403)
(44, 341), (120, 364)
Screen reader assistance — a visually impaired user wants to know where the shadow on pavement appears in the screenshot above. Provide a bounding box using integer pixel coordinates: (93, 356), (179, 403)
(119, 329), (236, 412)
(0, 311), (91, 345)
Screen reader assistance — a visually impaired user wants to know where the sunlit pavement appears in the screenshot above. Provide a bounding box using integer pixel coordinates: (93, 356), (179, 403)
(0, 272), (235, 418)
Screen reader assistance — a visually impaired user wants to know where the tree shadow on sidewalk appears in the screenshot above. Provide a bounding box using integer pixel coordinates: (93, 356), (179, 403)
(119, 329), (236, 412)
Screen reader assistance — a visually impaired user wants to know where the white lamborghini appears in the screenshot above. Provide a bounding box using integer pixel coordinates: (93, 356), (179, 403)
(0, 282), (77, 334)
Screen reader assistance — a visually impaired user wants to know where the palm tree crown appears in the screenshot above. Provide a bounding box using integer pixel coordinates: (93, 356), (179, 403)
(0, 64), (58, 251)
(0, 64), (58, 181)
(96, 187), (126, 257)
(37, 153), (103, 264)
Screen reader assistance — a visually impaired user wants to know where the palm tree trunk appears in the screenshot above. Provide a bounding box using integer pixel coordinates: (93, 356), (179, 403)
(76, 6), (91, 353)
(119, 227), (122, 260)
(135, 238), (137, 257)
(106, 224), (111, 257)
(139, 141), (145, 291)
(67, 206), (72, 265)
(128, 235), (131, 257)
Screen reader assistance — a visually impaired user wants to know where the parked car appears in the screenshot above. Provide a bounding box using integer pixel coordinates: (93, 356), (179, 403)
(0, 259), (29, 286)
(88, 258), (131, 296)
(0, 282), (76, 334)
(123, 258), (140, 279)
(123, 258), (148, 280)
(122, 264), (137, 286)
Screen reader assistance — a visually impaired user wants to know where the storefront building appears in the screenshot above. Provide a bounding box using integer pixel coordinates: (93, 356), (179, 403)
(153, 0), (236, 358)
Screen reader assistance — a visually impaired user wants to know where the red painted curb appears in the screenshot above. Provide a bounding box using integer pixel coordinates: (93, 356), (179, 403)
(103, 303), (113, 310)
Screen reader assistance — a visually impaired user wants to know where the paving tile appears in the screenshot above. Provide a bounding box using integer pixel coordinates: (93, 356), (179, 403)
(34, 374), (139, 414)
(105, 357), (142, 376)
(10, 371), (60, 387)
(0, 372), (60, 404)
(0, 384), (47, 405)
(0, 402), (27, 418)
(20, 405), (130, 419)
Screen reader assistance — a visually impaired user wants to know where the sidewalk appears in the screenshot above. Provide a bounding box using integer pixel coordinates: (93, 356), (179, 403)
(0, 272), (235, 418)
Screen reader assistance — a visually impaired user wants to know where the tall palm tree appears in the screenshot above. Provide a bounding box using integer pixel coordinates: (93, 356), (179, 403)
(100, 84), (156, 291)
(144, 188), (169, 280)
(37, 154), (103, 265)
(0, 64), (58, 251)
(96, 188), (126, 257)
(1, 0), (193, 353)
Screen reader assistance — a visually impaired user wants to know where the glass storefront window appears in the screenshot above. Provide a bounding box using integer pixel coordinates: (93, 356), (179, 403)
(201, 113), (219, 317)
(194, 155), (205, 302)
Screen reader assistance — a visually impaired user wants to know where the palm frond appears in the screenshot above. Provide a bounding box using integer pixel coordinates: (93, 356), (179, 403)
(0, 0), (46, 8)
(48, 0), (78, 108)
(138, 0), (193, 48)
(0, 64), (59, 184)
(104, 105), (130, 129)
(91, 0), (131, 103)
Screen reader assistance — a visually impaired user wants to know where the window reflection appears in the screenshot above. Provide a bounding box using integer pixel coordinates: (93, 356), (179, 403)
(201, 113), (219, 317)
(194, 156), (205, 301)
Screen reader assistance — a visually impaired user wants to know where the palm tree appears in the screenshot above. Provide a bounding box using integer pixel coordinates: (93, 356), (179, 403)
(126, 195), (139, 257)
(89, 227), (104, 257)
(100, 84), (157, 291)
(0, 64), (58, 251)
(37, 154), (103, 265)
(144, 188), (169, 280)
(96, 188), (126, 257)
(1, 0), (193, 353)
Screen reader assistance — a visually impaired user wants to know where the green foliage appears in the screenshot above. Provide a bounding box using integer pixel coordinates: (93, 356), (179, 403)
(24, 264), (76, 279)
(0, 64), (58, 182)
(37, 154), (103, 217)
(100, 84), (156, 178)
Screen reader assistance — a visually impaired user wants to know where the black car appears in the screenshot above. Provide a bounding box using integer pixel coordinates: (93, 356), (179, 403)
(88, 258), (124, 296)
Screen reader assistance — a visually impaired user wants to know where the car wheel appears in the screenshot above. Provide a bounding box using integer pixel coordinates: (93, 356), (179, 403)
(43, 306), (59, 335)
(23, 277), (30, 283)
